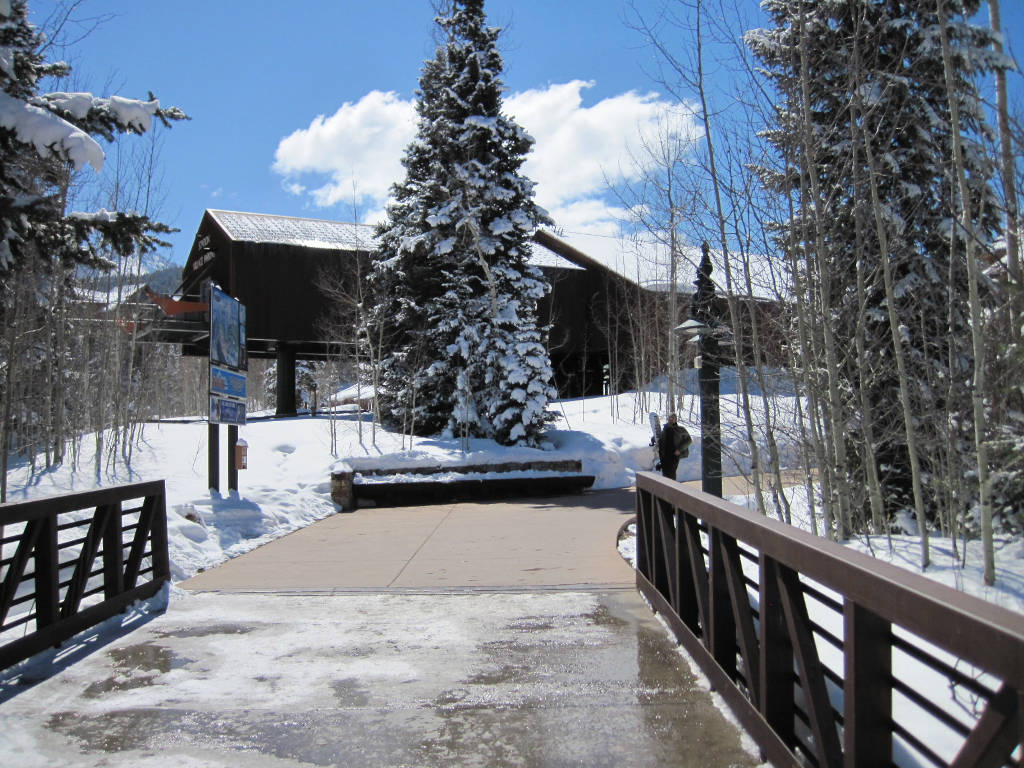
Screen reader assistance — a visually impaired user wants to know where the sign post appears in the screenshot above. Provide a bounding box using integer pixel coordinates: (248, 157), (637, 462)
(208, 285), (247, 492)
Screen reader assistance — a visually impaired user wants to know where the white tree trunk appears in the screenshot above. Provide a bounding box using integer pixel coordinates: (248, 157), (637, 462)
(937, 0), (993, 584)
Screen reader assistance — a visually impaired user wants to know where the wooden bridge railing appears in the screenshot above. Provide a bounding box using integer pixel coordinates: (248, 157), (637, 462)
(635, 471), (1024, 768)
(0, 480), (170, 671)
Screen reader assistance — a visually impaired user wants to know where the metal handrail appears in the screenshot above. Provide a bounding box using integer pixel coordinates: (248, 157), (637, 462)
(634, 471), (1024, 768)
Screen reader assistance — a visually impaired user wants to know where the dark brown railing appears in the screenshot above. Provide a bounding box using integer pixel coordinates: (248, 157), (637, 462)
(0, 481), (170, 671)
(635, 471), (1024, 768)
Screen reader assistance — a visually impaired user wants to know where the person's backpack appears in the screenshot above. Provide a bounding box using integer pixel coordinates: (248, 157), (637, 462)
(679, 427), (692, 459)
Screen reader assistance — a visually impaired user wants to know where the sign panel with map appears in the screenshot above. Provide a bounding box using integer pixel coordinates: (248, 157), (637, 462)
(209, 285), (247, 425)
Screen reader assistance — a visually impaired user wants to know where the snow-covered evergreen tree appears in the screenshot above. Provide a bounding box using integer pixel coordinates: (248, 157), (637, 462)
(371, 0), (555, 446)
(0, 0), (187, 280)
(748, 0), (1008, 528)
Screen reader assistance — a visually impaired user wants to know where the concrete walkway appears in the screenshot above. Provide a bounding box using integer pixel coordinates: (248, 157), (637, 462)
(2, 488), (763, 768)
(177, 475), (783, 592)
(181, 489), (638, 592)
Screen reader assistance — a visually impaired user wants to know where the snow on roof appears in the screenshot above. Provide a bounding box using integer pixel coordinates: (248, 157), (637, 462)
(526, 245), (583, 271)
(206, 209), (582, 271)
(208, 210), (376, 251)
(556, 229), (783, 301)
(74, 281), (147, 310)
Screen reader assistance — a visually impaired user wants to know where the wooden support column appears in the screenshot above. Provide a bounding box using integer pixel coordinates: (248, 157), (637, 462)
(275, 341), (297, 417)
(208, 422), (219, 492)
(227, 424), (238, 492)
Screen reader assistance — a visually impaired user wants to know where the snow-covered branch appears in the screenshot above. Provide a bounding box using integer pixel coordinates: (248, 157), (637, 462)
(0, 89), (104, 171)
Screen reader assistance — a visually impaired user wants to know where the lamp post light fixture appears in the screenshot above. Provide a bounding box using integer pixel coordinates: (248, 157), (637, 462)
(674, 241), (723, 498)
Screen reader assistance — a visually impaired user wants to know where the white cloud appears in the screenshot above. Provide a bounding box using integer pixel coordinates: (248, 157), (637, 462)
(272, 81), (698, 235)
(506, 80), (696, 211)
(273, 90), (416, 213)
(545, 198), (629, 239)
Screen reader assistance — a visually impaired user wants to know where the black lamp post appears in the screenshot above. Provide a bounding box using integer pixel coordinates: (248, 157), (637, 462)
(676, 241), (722, 498)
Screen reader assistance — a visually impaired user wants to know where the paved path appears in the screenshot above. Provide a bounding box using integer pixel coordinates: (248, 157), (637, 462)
(181, 489), (638, 592)
(2, 488), (763, 767)
(178, 476), (785, 592)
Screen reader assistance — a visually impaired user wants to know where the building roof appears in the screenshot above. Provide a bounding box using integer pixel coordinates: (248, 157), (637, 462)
(207, 209), (374, 251)
(205, 209), (583, 272)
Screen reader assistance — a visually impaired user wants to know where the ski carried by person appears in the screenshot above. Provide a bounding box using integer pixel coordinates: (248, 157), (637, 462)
(649, 412), (662, 471)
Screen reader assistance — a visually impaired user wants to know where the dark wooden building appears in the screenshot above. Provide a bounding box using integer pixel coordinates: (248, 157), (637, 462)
(141, 209), (641, 414)
(533, 229), (639, 396)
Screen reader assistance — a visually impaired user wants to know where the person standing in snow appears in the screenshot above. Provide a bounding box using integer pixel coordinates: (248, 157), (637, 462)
(658, 413), (692, 481)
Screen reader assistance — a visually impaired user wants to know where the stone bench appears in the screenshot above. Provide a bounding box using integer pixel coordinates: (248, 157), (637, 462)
(330, 459), (595, 510)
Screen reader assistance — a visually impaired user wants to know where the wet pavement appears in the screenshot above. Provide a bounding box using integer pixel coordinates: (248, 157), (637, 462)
(1, 590), (759, 767)
(0, 490), (762, 767)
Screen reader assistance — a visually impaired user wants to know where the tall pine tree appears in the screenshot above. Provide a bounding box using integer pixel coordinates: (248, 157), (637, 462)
(748, 0), (1008, 530)
(371, 0), (555, 446)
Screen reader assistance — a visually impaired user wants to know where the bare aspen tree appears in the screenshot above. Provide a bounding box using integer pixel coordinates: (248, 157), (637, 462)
(613, 109), (700, 415)
(627, 0), (783, 513)
(853, 106), (930, 566)
(793, 4), (854, 538)
(936, 0), (993, 583)
(684, 1), (772, 512)
(729, 167), (795, 522)
(989, 0), (1020, 298)
(848, 31), (892, 535)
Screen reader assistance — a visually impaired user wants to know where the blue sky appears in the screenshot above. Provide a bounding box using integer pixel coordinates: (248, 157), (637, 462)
(26, 0), (1024, 269)
(31, 0), (687, 265)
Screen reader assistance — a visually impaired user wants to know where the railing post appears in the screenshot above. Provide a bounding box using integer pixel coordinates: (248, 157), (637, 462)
(844, 601), (892, 767)
(709, 526), (737, 679)
(759, 555), (795, 749)
(635, 488), (649, 580)
(637, 487), (659, 586)
(652, 497), (675, 598)
(34, 515), (59, 631)
(149, 484), (171, 583)
(674, 509), (699, 632)
(103, 501), (125, 600)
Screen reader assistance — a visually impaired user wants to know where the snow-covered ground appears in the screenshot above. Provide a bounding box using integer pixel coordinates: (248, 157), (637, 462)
(740, 484), (1024, 615)
(3, 391), (1021, 611)
(2, 395), (660, 581)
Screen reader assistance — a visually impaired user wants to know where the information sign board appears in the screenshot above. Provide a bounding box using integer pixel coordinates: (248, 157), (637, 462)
(210, 286), (247, 371)
(208, 285), (247, 425)
(210, 365), (247, 400)
(210, 397), (246, 426)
